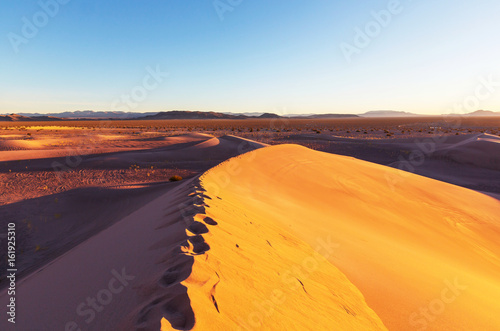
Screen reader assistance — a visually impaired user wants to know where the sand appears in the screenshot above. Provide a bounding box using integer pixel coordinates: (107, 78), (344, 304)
(0, 175), (386, 331)
(202, 144), (500, 330)
(1, 126), (499, 330)
(0, 133), (267, 205)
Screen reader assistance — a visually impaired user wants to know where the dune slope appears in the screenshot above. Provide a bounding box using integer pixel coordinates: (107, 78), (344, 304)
(3, 141), (499, 330)
(201, 144), (500, 330)
(434, 133), (500, 170)
(169, 184), (387, 330)
(0, 147), (385, 331)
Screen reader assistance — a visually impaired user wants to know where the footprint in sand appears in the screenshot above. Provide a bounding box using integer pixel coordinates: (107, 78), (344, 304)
(183, 205), (206, 217)
(187, 221), (209, 235)
(188, 235), (211, 254)
(202, 216), (218, 226)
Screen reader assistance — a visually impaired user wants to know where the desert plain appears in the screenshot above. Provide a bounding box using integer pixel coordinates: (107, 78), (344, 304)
(0, 116), (499, 330)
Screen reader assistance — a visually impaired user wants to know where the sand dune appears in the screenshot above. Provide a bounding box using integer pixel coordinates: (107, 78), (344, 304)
(0, 139), (48, 150)
(161, 185), (386, 330)
(78, 134), (267, 171)
(0, 133), (266, 168)
(1, 179), (196, 331)
(433, 133), (500, 170)
(0, 133), (267, 206)
(0, 132), (214, 162)
(201, 144), (500, 330)
(1, 139), (499, 330)
(386, 133), (500, 194)
(1, 143), (385, 331)
(0, 182), (175, 283)
(0, 175), (386, 330)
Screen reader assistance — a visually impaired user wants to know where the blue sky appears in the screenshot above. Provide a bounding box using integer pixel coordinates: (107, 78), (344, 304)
(1, 0), (499, 115)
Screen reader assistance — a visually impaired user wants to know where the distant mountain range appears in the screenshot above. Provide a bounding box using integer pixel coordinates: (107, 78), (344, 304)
(360, 110), (420, 117)
(17, 110), (158, 119)
(0, 114), (62, 122)
(140, 111), (249, 120)
(467, 110), (500, 116)
(1, 110), (360, 121)
(1, 110), (498, 121)
(289, 113), (359, 119)
(360, 110), (500, 117)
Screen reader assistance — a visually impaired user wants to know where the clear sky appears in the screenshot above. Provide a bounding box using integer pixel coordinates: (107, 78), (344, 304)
(1, 0), (499, 115)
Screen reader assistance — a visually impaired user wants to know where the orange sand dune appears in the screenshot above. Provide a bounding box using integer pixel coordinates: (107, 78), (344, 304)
(0, 132), (215, 162)
(201, 144), (500, 330)
(162, 186), (387, 330)
(0, 176), (386, 330)
(2, 142), (499, 330)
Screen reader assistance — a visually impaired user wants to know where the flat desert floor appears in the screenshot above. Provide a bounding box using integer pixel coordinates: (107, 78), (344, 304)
(0, 117), (499, 330)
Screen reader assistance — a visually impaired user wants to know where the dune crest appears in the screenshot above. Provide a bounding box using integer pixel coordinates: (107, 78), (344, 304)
(2, 136), (499, 330)
(161, 180), (387, 330)
(200, 144), (500, 330)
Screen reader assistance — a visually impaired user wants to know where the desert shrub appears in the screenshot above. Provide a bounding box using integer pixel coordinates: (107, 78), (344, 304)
(169, 175), (183, 182)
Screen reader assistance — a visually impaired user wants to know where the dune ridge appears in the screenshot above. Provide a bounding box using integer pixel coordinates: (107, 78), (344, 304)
(200, 144), (500, 330)
(2, 139), (499, 330)
(158, 179), (387, 330)
(0, 146), (386, 331)
(129, 177), (387, 330)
